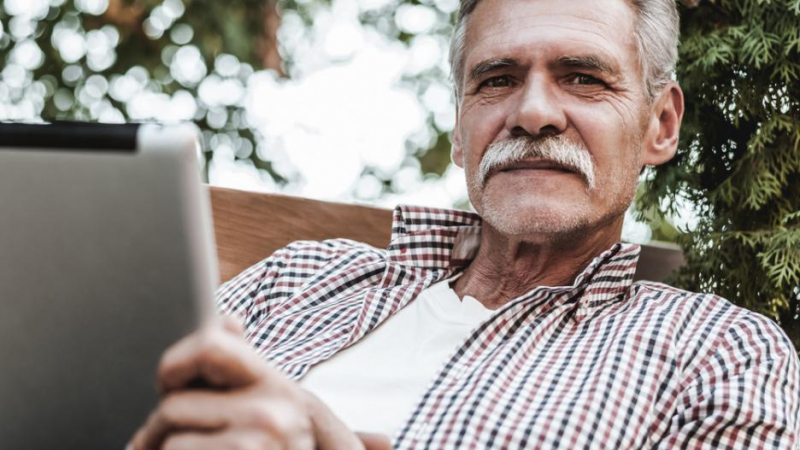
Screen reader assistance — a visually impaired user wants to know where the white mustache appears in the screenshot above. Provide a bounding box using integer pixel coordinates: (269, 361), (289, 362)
(477, 136), (596, 189)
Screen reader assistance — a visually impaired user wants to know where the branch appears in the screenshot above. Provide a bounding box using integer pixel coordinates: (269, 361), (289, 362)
(103, 0), (145, 30)
(257, 0), (285, 77)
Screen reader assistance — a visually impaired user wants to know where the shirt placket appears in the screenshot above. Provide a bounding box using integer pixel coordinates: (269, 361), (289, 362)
(393, 288), (577, 449)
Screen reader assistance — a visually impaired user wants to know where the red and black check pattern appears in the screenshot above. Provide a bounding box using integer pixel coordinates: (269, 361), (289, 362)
(218, 205), (799, 449)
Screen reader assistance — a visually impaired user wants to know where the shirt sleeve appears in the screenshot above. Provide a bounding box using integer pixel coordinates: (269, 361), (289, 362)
(214, 239), (358, 335)
(215, 245), (296, 332)
(653, 312), (800, 449)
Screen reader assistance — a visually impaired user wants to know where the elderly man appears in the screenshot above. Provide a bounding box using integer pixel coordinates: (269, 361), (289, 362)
(130, 0), (800, 448)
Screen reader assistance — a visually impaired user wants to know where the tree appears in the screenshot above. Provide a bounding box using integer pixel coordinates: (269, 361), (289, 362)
(0, 0), (285, 181)
(639, 0), (800, 352)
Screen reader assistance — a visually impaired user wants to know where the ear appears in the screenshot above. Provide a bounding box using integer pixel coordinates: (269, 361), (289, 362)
(642, 81), (684, 166)
(451, 104), (465, 168)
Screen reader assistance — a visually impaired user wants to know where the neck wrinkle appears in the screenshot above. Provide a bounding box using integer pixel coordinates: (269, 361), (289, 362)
(451, 219), (623, 310)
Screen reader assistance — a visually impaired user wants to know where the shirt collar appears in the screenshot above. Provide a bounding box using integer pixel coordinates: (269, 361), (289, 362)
(386, 204), (641, 312)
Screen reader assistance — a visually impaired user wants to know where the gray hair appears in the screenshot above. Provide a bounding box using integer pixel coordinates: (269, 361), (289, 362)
(448, 0), (680, 102)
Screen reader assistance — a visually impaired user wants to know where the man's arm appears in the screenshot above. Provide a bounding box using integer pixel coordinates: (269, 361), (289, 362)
(215, 245), (292, 329)
(216, 239), (352, 332)
(129, 238), (392, 449)
(652, 312), (800, 449)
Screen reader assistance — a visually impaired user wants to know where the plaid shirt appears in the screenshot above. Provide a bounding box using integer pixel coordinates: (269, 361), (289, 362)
(218, 205), (800, 449)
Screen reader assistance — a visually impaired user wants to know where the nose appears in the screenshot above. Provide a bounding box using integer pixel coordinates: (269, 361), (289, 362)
(505, 76), (567, 138)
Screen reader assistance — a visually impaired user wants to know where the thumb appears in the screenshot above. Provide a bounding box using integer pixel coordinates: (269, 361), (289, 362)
(157, 325), (266, 393)
(357, 432), (392, 450)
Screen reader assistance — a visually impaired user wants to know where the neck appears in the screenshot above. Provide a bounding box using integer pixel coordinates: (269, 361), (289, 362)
(451, 219), (623, 310)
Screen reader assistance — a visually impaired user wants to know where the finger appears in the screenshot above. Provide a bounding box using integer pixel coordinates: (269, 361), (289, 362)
(157, 325), (269, 393)
(357, 432), (392, 450)
(306, 391), (368, 450)
(200, 315), (245, 335)
(220, 315), (245, 335)
(162, 429), (283, 450)
(129, 390), (275, 450)
(129, 390), (233, 450)
(130, 389), (314, 450)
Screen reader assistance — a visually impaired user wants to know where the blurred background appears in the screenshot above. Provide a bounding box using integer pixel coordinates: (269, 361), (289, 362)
(0, 0), (797, 348)
(0, 0), (674, 243)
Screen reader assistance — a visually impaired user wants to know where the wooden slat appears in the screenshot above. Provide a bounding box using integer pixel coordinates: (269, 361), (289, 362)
(209, 186), (393, 283)
(208, 186), (684, 284)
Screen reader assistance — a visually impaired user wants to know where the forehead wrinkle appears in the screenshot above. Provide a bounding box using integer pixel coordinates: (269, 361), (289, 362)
(463, 5), (638, 63)
(465, 20), (633, 70)
(468, 10), (627, 44)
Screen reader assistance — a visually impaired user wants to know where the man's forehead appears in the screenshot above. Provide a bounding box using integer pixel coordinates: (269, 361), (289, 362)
(462, 0), (638, 68)
(466, 0), (637, 29)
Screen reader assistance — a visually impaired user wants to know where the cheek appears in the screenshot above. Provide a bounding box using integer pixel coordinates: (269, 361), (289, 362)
(459, 101), (511, 163)
(570, 93), (645, 140)
(593, 142), (642, 205)
(572, 106), (643, 177)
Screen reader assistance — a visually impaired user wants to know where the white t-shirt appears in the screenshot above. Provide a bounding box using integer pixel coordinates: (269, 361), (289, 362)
(299, 277), (494, 438)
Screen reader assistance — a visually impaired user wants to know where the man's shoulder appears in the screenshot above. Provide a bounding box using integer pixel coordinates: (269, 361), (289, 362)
(260, 236), (388, 285)
(633, 280), (773, 320)
(238, 238), (389, 285)
(630, 279), (733, 317)
(631, 280), (797, 360)
(220, 238), (387, 291)
(632, 279), (779, 327)
(217, 238), (390, 319)
(271, 238), (386, 262)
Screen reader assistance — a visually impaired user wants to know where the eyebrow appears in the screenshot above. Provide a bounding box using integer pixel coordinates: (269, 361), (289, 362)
(468, 58), (520, 83)
(554, 55), (620, 77)
(467, 54), (623, 85)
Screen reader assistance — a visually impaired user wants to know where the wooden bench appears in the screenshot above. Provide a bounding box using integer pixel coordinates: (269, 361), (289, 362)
(208, 186), (684, 284)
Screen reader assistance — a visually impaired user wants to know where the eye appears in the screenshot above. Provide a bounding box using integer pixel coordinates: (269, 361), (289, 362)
(480, 75), (514, 89)
(568, 74), (606, 86)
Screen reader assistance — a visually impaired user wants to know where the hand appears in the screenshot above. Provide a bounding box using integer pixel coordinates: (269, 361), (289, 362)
(127, 317), (391, 450)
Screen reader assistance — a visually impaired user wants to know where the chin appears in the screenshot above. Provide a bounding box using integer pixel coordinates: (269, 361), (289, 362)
(477, 192), (592, 238)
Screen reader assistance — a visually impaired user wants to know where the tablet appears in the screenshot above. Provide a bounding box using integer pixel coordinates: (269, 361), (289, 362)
(0, 122), (218, 449)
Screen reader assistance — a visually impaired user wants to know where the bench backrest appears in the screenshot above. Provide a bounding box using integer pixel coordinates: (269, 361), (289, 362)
(210, 186), (393, 283)
(208, 186), (684, 284)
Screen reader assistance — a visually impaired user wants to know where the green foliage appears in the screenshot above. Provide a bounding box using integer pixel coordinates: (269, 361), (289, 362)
(639, 0), (800, 352)
(0, 0), (279, 181)
(0, 0), (454, 192)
